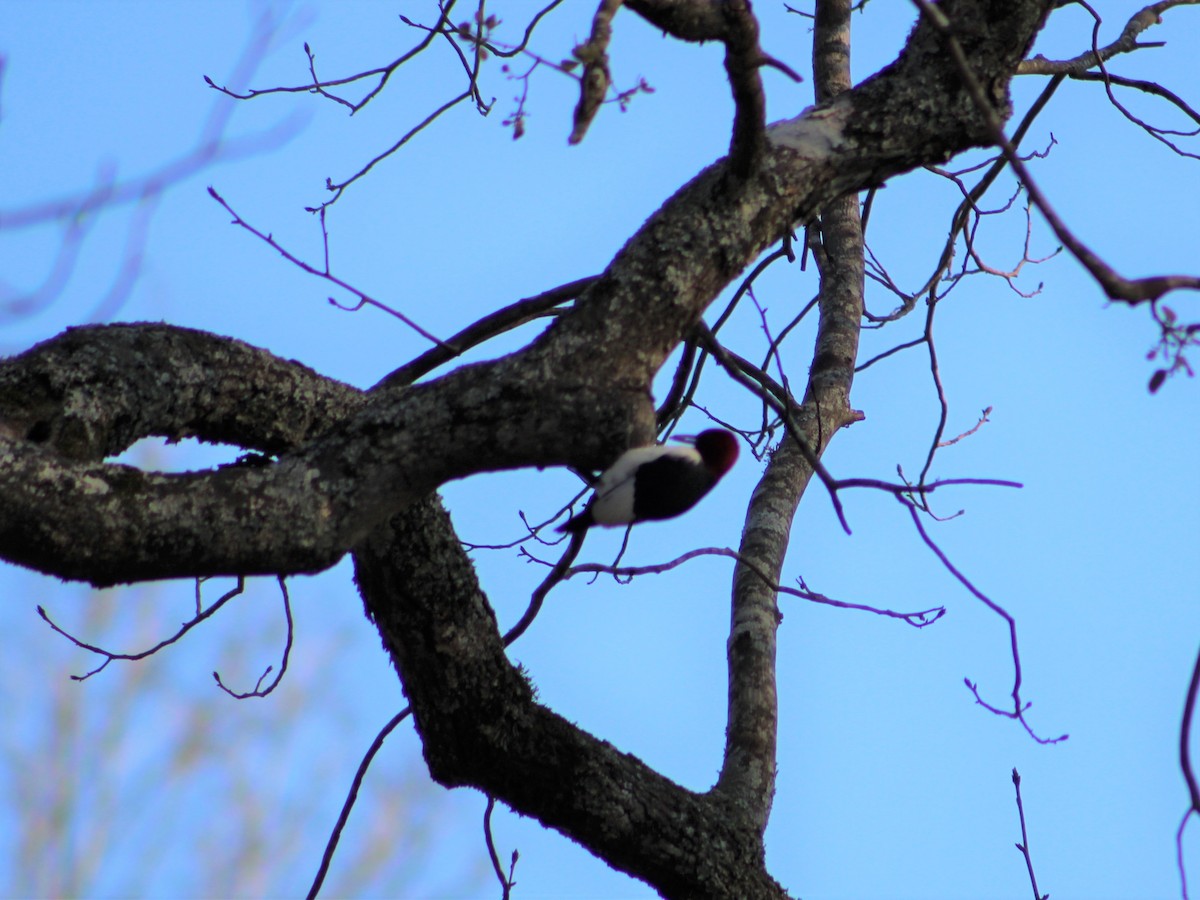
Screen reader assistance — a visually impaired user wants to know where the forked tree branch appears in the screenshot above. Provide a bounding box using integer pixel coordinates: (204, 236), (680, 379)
(915, 0), (1200, 304)
(1017, 0), (1194, 75)
(0, 1), (1090, 895)
(0, 0), (1056, 588)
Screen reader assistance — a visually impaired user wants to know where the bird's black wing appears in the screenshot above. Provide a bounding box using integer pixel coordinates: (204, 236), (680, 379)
(631, 454), (715, 522)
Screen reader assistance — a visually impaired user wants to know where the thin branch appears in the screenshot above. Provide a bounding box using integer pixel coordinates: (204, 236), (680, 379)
(937, 406), (993, 448)
(502, 528), (585, 645)
(314, 87), (476, 209)
(655, 334), (701, 428)
(1011, 769), (1049, 900)
(565, 546), (946, 628)
(695, 322), (853, 532)
(306, 707), (413, 900)
(37, 577), (246, 681)
(836, 475), (1022, 495)
(207, 188), (448, 346)
(701, 323), (1022, 530)
(658, 246), (793, 433)
(917, 295), (949, 490)
(462, 504), (583, 552)
(912, 75), (1065, 302)
(1177, 640), (1200, 898)
(1182, 641), (1200, 809)
(1063, 70), (1200, 130)
(1018, 0), (1196, 76)
(1049, 0), (1200, 160)
(855, 336), (925, 372)
(375, 276), (597, 389)
(900, 496), (1067, 744)
(484, 795), (517, 899)
(913, 0), (1200, 304)
(499, 0), (570, 58)
(213, 576), (294, 699)
(1180, 809), (1196, 900)
(210, 1), (458, 112)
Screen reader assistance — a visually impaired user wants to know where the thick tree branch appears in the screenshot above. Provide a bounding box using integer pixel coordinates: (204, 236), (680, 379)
(354, 496), (790, 899)
(1, 0), (1056, 591)
(0, 341), (649, 584)
(0, 323), (363, 461)
(569, 0), (623, 144)
(0, 1), (1076, 894)
(714, 0), (866, 827)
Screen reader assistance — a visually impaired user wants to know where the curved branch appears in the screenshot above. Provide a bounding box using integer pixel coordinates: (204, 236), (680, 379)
(375, 275), (597, 389)
(0, 323), (363, 461)
(1017, 0), (1192, 75)
(1, 0), (1060, 591)
(307, 707), (413, 899)
(37, 576), (247, 680)
(626, 0), (772, 171)
(353, 495), (791, 899)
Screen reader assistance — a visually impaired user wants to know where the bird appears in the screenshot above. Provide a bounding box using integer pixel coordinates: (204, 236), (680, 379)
(558, 429), (739, 534)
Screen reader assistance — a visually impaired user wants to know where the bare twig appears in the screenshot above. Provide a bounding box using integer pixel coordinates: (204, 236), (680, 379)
(657, 246), (793, 433)
(855, 336), (925, 373)
(484, 795), (518, 899)
(1012, 769), (1049, 900)
(1177, 640), (1200, 899)
(910, 75), (1065, 304)
(210, 2), (458, 112)
(502, 528), (585, 645)
(837, 475), (1022, 495)
(900, 496), (1066, 744)
(314, 87), (476, 209)
(696, 323), (853, 532)
(1063, 0), (1200, 160)
(1017, 0), (1186, 76)
(916, 295), (949, 490)
(564, 546), (946, 628)
(306, 707), (413, 900)
(913, 0), (1200, 304)
(207, 188), (448, 346)
(937, 406), (993, 448)
(37, 577), (246, 681)
(213, 576), (293, 699)
(223, 1), (523, 207)
(1063, 70), (1200, 131)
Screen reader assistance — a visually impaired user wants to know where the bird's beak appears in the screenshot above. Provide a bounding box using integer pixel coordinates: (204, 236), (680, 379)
(671, 434), (698, 444)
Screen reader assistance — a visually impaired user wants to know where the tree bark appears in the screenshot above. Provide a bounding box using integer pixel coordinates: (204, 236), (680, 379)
(0, 2), (1055, 894)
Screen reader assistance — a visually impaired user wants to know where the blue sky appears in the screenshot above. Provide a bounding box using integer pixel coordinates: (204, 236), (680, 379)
(2, 2), (1199, 898)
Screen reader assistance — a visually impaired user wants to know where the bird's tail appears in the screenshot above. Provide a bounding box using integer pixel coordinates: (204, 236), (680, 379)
(557, 508), (593, 534)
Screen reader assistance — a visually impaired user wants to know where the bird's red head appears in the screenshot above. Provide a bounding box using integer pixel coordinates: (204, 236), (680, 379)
(685, 429), (739, 476)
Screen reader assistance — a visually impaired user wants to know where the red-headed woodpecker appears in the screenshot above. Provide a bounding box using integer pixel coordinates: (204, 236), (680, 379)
(558, 429), (739, 534)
